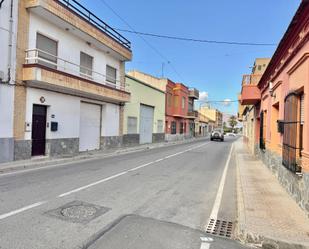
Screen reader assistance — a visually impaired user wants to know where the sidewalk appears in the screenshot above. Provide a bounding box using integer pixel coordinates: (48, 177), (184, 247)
(0, 136), (208, 174)
(234, 140), (309, 249)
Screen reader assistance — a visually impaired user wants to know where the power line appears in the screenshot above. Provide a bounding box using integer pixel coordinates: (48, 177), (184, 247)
(115, 29), (277, 47)
(196, 100), (239, 103)
(97, 0), (184, 81)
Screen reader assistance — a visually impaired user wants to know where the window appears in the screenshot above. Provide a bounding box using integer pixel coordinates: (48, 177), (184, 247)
(182, 97), (186, 109)
(106, 65), (117, 84)
(157, 120), (163, 133)
(36, 33), (57, 69)
(171, 121), (176, 134)
(180, 122), (184, 134)
(127, 116), (137, 134)
(167, 93), (172, 107)
(80, 52), (93, 78)
(174, 96), (179, 108)
(258, 65), (262, 71)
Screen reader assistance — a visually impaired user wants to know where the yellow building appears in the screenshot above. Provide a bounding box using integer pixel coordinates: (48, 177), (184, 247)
(199, 106), (222, 128)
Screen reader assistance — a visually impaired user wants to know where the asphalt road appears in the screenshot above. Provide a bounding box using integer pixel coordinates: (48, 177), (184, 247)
(0, 136), (250, 249)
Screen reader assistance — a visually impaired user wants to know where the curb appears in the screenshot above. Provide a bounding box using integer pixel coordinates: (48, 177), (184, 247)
(234, 142), (309, 249)
(0, 137), (209, 175)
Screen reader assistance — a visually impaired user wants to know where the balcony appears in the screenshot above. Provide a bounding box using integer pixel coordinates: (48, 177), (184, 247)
(187, 110), (199, 119)
(189, 88), (199, 99)
(23, 49), (130, 103)
(240, 85), (261, 105)
(25, 0), (132, 61)
(240, 74), (262, 105)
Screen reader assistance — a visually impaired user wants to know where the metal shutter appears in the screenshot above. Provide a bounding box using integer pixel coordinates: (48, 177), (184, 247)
(127, 117), (137, 134)
(36, 33), (57, 68)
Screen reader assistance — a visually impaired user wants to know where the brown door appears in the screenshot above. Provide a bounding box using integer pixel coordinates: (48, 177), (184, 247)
(31, 105), (47, 156)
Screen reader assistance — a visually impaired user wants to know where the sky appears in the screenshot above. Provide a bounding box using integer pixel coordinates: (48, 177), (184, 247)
(81, 0), (301, 114)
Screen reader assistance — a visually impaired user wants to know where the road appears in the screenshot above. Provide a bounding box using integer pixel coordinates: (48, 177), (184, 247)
(0, 137), (249, 249)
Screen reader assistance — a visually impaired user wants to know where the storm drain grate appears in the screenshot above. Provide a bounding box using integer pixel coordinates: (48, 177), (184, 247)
(205, 219), (233, 238)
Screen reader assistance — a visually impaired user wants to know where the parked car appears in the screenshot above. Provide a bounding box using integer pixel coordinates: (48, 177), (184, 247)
(211, 129), (224, 141)
(226, 132), (236, 137)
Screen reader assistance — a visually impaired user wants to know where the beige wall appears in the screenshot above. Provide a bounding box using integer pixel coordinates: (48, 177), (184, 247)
(127, 70), (167, 92)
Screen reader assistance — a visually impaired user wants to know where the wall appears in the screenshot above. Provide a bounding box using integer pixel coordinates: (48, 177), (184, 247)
(0, 0), (18, 162)
(17, 87), (120, 158)
(123, 76), (165, 136)
(28, 13), (123, 88)
(127, 71), (167, 92)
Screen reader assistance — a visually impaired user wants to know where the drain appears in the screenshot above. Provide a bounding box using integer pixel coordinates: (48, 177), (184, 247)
(45, 200), (110, 224)
(205, 219), (233, 238)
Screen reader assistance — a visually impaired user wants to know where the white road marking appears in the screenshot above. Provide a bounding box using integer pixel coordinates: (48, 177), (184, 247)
(200, 237), (213, 249)
(206, 143), (234, 231)
(0, 201), (46, 220)
(58, 142), (210, 198)
(0, 141), (210, 220)
(58, 171), (128, 197)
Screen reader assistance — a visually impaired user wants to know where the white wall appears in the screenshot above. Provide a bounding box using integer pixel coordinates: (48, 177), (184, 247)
(25, 88), (80, 140)
(0, 0), (18, 83)
(28, 13), (122, 87)
(0, 85), (14, 138)
(25, 88), (120, 140)
(101, 103), (120, 137)
(0, 0), (18, 138)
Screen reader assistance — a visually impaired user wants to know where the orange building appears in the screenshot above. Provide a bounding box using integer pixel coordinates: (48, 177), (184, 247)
(240, 1), (309, 214)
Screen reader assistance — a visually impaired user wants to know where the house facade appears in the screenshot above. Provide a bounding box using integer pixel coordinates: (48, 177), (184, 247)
(0, 0), (19, 163)
(123, 75), (165, 145)
(238, 58), (270, 154)
(195, 112), (209, 137)
(165, 81), (190, 141)
(127, 70), (199, 141)
(240, 1), (309, 214)
(11, 0), (132, 160)
(199, 106), (223, 129)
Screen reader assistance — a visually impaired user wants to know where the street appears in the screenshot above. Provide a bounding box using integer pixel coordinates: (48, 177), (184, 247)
(0, 137), (249, 249)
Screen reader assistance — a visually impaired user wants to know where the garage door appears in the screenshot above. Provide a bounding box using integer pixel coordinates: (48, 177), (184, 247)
(79, 102), (101, 152)
(139, 104), (154, 144)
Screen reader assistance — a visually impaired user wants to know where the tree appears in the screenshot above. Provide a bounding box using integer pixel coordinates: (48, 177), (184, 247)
(229, 115), (237, 129)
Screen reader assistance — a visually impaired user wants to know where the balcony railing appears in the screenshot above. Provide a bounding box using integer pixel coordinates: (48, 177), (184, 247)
(188, 110), (199, 118)
(242, 74), (262, 86)
(189, 88), (199, 99)
(25, 48), (125, 91)
(57, 0), (131, 50)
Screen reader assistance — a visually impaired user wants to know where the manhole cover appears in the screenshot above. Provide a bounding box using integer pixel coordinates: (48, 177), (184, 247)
(61, 205), (97, 219)
(46, 201), (110, 224)
(205, 219), (234, 238)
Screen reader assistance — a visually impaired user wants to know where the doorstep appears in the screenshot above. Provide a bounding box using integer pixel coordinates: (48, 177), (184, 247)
(234, 139), (309, 249)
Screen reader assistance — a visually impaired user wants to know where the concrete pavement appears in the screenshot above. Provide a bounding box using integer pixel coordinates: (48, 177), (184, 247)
(235, 139), (309, 249)
(0, 137), (249, 249)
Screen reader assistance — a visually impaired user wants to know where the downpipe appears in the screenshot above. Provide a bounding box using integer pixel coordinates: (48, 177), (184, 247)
(0, 0), (14, 85)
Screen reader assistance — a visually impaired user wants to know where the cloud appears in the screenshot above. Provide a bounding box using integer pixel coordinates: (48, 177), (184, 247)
(199, 91), (208, 102)
(223, 98), (232, 106)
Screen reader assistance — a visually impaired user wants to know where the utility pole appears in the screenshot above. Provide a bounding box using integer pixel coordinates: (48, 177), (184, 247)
(161, 62), (165, 78)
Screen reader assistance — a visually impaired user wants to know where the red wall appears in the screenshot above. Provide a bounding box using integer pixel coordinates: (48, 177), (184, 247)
(165, 80), (190, 135)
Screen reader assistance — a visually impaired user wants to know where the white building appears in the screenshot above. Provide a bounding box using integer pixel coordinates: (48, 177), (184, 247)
(6, 0), (132, 161)
(0, 0), (18, 162)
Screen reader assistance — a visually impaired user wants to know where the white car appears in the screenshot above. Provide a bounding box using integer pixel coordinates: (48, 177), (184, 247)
(211, 129), (224, 142)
